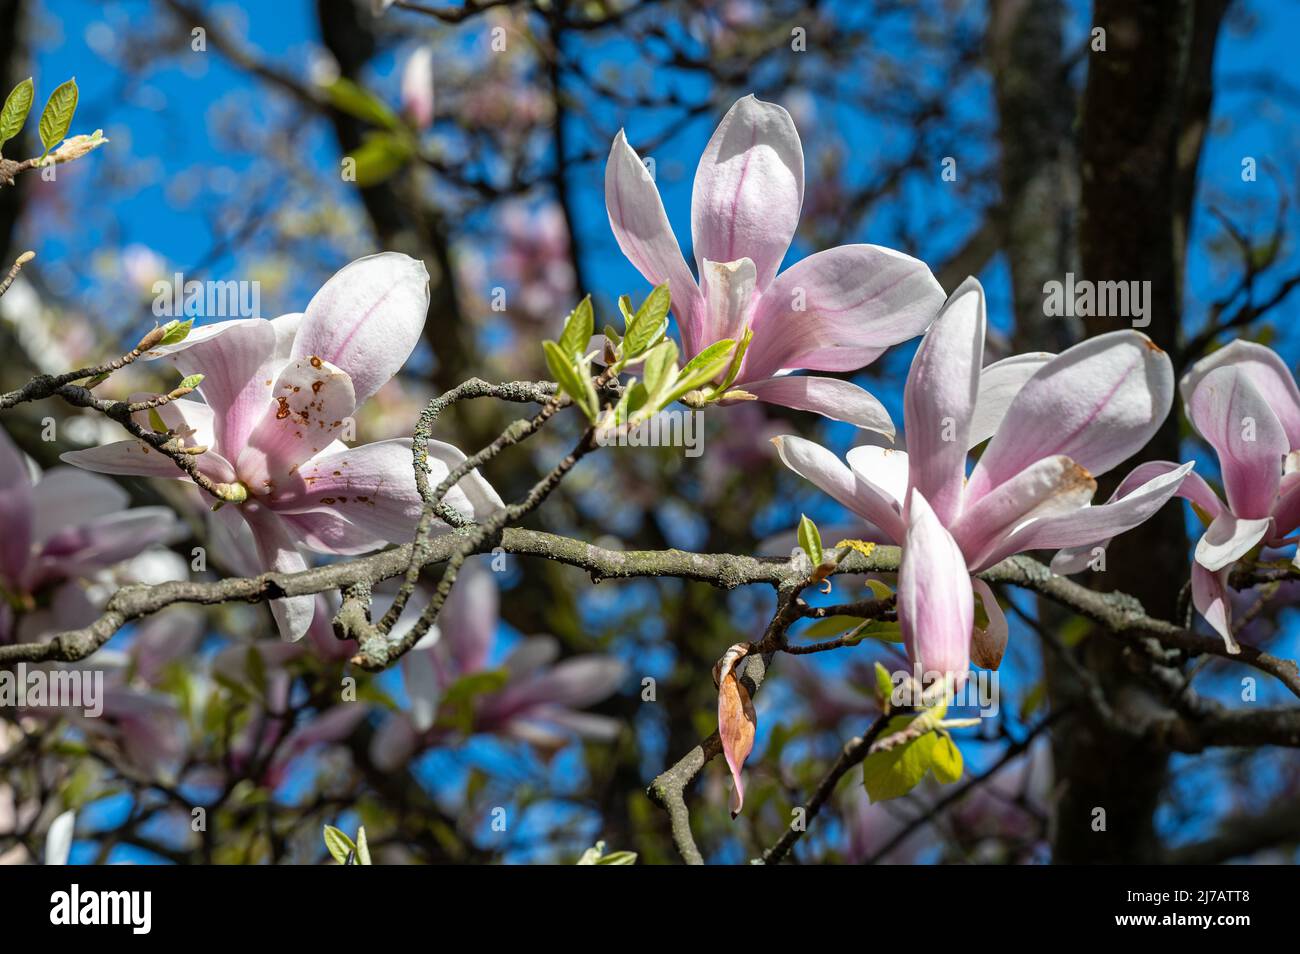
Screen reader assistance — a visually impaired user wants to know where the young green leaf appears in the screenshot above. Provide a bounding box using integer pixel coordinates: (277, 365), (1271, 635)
(661, 338), (735, 406)
(38, 78), (78, 159)
(716, 326), (754, 393)
(348, 132), (414, 187)
(322, 825), (356, 865)
(558, 296), (594, 360)
(544, 339), (596, 419)
(797, 514), (824, 567)
(0, 77), (34, 152)
(862, 716), (936, 802)
(874, 661), (894, 710)
(324, 77), (402, 131)
(177, 373), (205, 391)
(158, 318), (194, 346)
(930, 733), (963, 784)
(354, 826), (373, 865)
(624, 284), (670, 357)
(595, 850), (637, 865)
(641, 339), (678, 403)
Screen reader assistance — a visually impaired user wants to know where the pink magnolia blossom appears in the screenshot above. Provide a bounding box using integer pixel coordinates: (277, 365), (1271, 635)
(61, 253), (503, 641)
(0, 425), (180, 643)
(605, 95), (944, 432)
(400, 45), (435, 130)
(371, 560), (626, 769)
(1133, 341), (1300, 652)
(774, 278), (1191, 679)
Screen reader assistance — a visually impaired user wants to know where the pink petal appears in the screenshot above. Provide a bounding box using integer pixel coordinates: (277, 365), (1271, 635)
(699, 257), (757, 346)
(970, 577), (1008, 670)
(899, 490), (974, 681)
(29, 508), (181, 589)
(146, 317), (278, 453)
(0, 427), (34, 584)
(266, 438), (502, 543)
(968, 330), (1174, 505)
(1192, 561), (1240, 654)
(61, 441), (196, 480)
(31, 467), (127, 546)
(129, 395), (216, 450)
(844, 445), (910, 509)
(604, 130), (705, 354)
(1181, 339), (1300, 447)
(979, 462), (1193, 571)
(235, 356), (357, 493)
(740, 375), (895, 435)
(772, 435), (905, 542)
(1269, 472), (1300, 541)
(1049, 461), (1224, 574)
(439, 558), (497, 675)
(400, 45), (435, 130)
(954, 455), (1098, 570)
(279, 511), (388, 555)
(903, 276), (986, 525)
(743, 244), (943, 380)
(1187, 364), (1286, 519)
(242, 504), (315, 641)
(967, 351), (1054, 448)
(1194, 512), (1272, 572)
(370, 713), (421, 771)
(403, 643), (443, 733)
(691, 95), (802, 290)
(290, 252), (429, 407)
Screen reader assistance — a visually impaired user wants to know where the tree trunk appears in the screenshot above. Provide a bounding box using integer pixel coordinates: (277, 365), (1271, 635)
(1047, 0), (1228, 863)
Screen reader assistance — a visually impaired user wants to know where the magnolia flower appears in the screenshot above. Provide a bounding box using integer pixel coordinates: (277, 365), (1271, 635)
(62, 253), (502, 641)
(400, 45), (435, 130)
(775, 278), (1191, 679)
(1136, 341), (1300, 651)
(0, 425), (180, 643)
(605, 95), (943, 432)
(371, 560), (626, 768)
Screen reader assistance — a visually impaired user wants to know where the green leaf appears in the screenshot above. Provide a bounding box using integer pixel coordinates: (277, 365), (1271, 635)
(796, 614), (866, 640)
(716, 326), (754, 393)
(324, 77), (401, 130)
(348, 132), (414, 187)
(930, 734), (963, 784)
(437, 669), (510, 734)
(641, 339), (678, 403)
(38, 78), (77, 159)
(177, 373), (204, 391)
(843, 618), (902, 644)
(624, 284), (670, 357)
(661, 338), (735, 406)
(159, 318), (193, 346)
(355, 826), (372, 865)
(865, 579), (893, 601)
(596, 850), (637, 865)
(322, 825), (355, 864)
(0, 77), (34, 152)
(244, 646), (267, 696)
(862, 716), (935, 802)
(874, 662), (894, 709)
(543, 340), (597, 421)
(558, 296), (594, 361)
(797, 514), (824, 567)
(147, 408), (168, 434)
